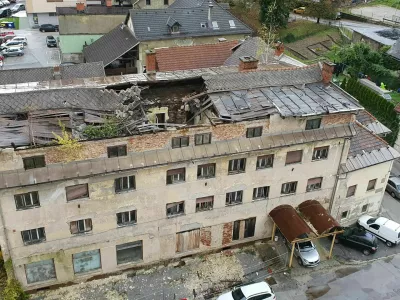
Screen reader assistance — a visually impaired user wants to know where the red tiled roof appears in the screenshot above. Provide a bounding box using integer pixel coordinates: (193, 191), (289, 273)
(155, 40), (238, 72)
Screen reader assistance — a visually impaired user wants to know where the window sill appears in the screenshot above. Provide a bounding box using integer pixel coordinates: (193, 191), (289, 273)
(311, 158), (328, 162)
(167, 213), (185, 219)
(67, 197), (90, 203)
(16, 205), (41, 211)
(27, 278), (57, 287)
(196, 208), (214, 213)
(117, 259), (143, 267)
(226, 202), (243, 207)
(366, 189), (375, 193)
(285, 162), (302, 166)
(117, 223), (137, 228)
(74, 268), (102, 277)
(24, 239), (46, 246)
(166, 181), (186, 186)
(71, 231), (93, 236)
(256, 167), (273, 170)
(306, 189), (321, 193)
(252, 197), (268, 201)
(228, 171), (246, 175)
(197, 176), (216, 180)
(280, 193), (296, 197)
(115, 189), (136, 195)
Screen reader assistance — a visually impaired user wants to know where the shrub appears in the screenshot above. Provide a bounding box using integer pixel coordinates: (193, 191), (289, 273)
(2, 279), (28, 300)
(283, 33), (296, 43)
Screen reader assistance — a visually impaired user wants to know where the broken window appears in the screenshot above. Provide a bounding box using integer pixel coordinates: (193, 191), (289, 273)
(70, 219), (92, 234)
(14, 191), (40, 210)
(195, 133), (211, 145)
(25, 259), (56, 284)
(361, 204), (368, 213)
(166, 201), (185, 217)
(246, 127), (262, 138)
(226, 190), (243, 206)
(73, 249), (101, 274)
(196, 196), (214, 212)
(107, 145), (127, 158)
(66, 184), (89, 201)
(367, 179), (377, 191)
(166, 168), (185, 184)
(305, 118), (322, 130)
(312, 146), (329, 160)
(172, 136), (189, 148)
(285, 150), (303, 165)
(281, 181), (297, 195)
(233, 217), (256, 240)
(346, 185), (357, 197)
(306, 177), (322, 192)
(115, 176), (135, 193)
(21, 227), (46, 245)
(197, 163), (215, 179)
(176, 229), (200, 253)
(228, 158), (246, 174)
(256, 155), (274, 169)
(117, 210), (137, 226)
(116, 240), (143, 265)
(253, 186), (269, 200)
(23, 156), (46, 170)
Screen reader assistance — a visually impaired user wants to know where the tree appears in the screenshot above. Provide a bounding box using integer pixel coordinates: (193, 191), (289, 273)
(259, 0), (290, 28)
(306, 0), (337, 24)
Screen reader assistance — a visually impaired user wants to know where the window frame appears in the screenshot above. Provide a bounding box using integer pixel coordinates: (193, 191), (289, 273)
(346, 185), (357, 198)
(305, 118), (322, 130)
(228, 158), (246, 174)
(367, 179), (377, 191)
(116, 240), (143, 265)
(107, 145), (127, 158)
(341, 210), (349, 220)
(171, 136), (189, 148)
(195, 196), (214, 212)
(361, 204), (368, 213)
(281, 181), (297, 195)
(117, 210), (137, 227)
(145, 0), (151, 5)
(14, 191), (40, 210)
(23, 156), (46, 170)
(312, 146), (329, 161)
(66, 184), (89, 201)
(70, 219), (92, 235)
(166, 201), (185, 217)
(256, 155), (274, 170)
(21, 227), (46, 245)
(194, 133), (212, 145)
(306, 177), (323, 192)
(246, 127), (263, 138)
(252, 186), (269, 200)
(226, 190), (243, 206)
(197, 163), (216, 179)
(166, 168), (186, 185)
(285, 150), (303, 165)
(115, 175), (136, 193)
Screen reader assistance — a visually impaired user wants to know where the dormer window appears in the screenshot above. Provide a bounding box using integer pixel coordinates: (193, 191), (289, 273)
(172, 24), (180, 33)
(166, 16), (181, 34)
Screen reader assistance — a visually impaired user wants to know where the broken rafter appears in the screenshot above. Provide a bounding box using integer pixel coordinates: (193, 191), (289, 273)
(182, 92), (208, 103)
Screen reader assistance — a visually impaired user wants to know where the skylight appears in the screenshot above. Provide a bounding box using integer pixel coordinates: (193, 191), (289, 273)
(229, 20), (236, 28)
(212, 21), (219, 30)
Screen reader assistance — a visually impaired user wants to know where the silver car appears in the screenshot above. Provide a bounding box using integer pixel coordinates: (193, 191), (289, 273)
(386, 176), (400, 199)
(2, 47), (24, 57)
(285, 233), (320, 267)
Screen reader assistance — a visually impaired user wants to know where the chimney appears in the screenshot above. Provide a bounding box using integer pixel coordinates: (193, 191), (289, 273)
(106, 0), (112, 7)
(76, 2), (85, 12)
(53, 66), (61, 80)
(275, 42), (284, 57)
(146, 50), (157, 74)
(208, 1), (213, 26)
(321, 61), (335, 84)
(239, 56), (258, 72)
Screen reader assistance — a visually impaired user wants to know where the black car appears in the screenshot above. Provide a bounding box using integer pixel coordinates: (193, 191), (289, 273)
(335, 227), (378, 255)
(0, 8), (11, 18)
(39, 24), (59, 33)
(46, 35), (57, 47)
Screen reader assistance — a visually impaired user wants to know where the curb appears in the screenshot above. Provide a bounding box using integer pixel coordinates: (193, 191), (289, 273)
(334, 252), (397, 266)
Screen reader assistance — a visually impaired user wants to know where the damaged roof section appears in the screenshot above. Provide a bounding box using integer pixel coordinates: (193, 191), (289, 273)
(356, 110), (391, 136)
(298, 200), (340, 235)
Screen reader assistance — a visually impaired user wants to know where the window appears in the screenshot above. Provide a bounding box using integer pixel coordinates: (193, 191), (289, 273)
(166, 201), (184, 217)
(115, 176), (135, 193)
(195, 133), (211, 145)
(285, 150), (303, 165)
(312, 146), (329, 160)
(361, 204), (368, 213)
(171, 24), (180, 33)
(164, 0), (168, 4)
(70, 219), (92, 234)
(197, 163), (215, 179)
(229, 20), (236, 28)
(212, 21), (219, 29)
(116, 241), (143, 265)
(367, 179), (377, 191)
(246, 127), (262, 138)
(172, 136), (189, 148)
(117, 210), (137, 226)
(66, 184), (89, 201)
(21, 228), (46, 245)
(233, 217), (256, 240)
(176, 229), (200, 252)
(226, 191), (243, 206)
(25, 259), (56, 284)
(107, 145), (127, 158)
(346, 185), (357, 197)
(306, 118), (322, 130)
(253, 186), (269, 200)
(145, 0), (151, 5)
(370, 224), (380, 230)
(196, 196), (214, 212)
(48, 12), (57, 16)
(281, 181), (297, 195)
(228, 158), (246, 174)
(341, 210), (348, 220)
(306, 177), (322, 192)
(166, 168), (185, 184)
(23, 156), (46, 170)
(73, 250), (101, 274)
(256, 155), (274, 169)
(14, 191), (40, 210)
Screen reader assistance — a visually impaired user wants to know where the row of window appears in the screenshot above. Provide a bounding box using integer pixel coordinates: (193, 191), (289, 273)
(341, 204), (369, 221)
(346, 178), (377, 198)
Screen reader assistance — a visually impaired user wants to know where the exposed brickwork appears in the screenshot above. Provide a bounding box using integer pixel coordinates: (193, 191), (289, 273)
(239, 57), (259, 72)
(213, 123), (246, 141)
(322, 113), (354, 126)
(146, 50), (157, 73)
(322, 61), (335, 84)
(200, 226), (212, 247)
(222, 222), (233, 245)
(129, 131), (172, 152)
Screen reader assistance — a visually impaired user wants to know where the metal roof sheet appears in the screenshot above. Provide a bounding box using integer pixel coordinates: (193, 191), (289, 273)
(298, 200), (340, 235)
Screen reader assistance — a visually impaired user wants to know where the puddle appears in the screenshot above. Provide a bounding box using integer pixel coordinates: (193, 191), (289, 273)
(305, 285), (331, 299)
(334, 267), (359, 278)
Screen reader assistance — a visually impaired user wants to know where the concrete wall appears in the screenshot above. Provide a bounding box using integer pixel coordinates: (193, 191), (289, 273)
(27, 13), (59, 28)
(352, 31), (383, 51)
(59, 34), (103, 54)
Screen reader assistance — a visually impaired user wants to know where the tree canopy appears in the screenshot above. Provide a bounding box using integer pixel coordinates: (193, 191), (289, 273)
(306, 0), (337, 23)
(259, 0), (290, 28)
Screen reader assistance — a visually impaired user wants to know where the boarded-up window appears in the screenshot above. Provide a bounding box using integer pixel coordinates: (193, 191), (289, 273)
(285, 150), (303, 165)
(107, 145), (127, 158)
(233, 217), (256, 240)
(14, 191), (40, 210)
(312, 146), (329, 160)
(73, 249), (101, 274)
(172, 136), (189, 148)
(115, 176), (135, 193)
(306, 177), (322, 192)
(23, 156), (46, 170)
(21, 227), (46, 245)
(116, 241), (143, 265)
(166, 168), (185, 184)
(253, 186), (269, 200)
(367, 179), (377, 191)
(346, 185), (357, 197)
(117, 210), (137, 226)
(228, 158), (246, 174)
(25, 259), (56, 284)
(196, 196), (214, 212)
(66, 184), (89, 201)
(226, 191), (243, 205)
(195, 133), (211, 145)
(281, 181), (297, 194)
(166, 201), (184, 217)
(305, 118), (321, 130)
(256, 155), (274, 169)
(70, 219), (92, 234)
(197, 163), (216, 179)
(246, 127), (262, 138)
(176, 229), (200, 253)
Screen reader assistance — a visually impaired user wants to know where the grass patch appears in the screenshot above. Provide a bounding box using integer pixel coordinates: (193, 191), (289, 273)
(278, 20), (332, 43)
(0, 17), (20, 30)
(390, 92), (400, 104)
(369, 0), (400, 7)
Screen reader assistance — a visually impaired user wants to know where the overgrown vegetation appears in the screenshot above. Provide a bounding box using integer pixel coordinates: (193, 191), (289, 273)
(342, 78), (399, 146)
(259, 0), (290, 28)
(305, 0), (338, 23)
(83, 118), (121, 139)
(278, 21), (334, 43)
(2, 259), (28, 300)
(53, 120), (83, 162)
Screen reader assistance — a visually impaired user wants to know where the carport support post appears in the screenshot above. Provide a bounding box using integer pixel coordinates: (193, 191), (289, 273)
(289, 242), (296, 268)
(271, 223), (277, 241)
(328, 233), (336, 259)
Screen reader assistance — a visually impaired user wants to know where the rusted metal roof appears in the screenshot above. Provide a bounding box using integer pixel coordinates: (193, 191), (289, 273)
(269, 205), (312, 243)
(298, 200), (340, 235)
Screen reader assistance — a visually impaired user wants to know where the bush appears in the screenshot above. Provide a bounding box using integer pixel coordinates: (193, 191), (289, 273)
(283, 33), (296, 43)
(2, 279), (28, 300)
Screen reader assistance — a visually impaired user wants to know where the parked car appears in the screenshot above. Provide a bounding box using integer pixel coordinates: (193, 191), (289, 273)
(11, 3), (24, 12)
(46, 35), (57, 48)
(1, 47), (24, 57)
(2, 34), (15, 42)
(1, 40), (23, 48)
(2, 0), (10, 5)
(358, 215), (400, 247)
(217, 282), (276, 300)
(386, 176), (400, 199)
(334, 227), (378, 255)
(284, 233), (320, 267)
(39, 24), (59, 32)
(293, 6), (306, 14)
(11, 36), (27, 46)
(0, 8), (11, 18)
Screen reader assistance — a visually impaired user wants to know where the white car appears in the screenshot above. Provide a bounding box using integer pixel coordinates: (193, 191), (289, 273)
(217, 282), (276, 300)
(11, 36), (27, 46)
(358, 215), (400, 247)
(2, 0), (10, 5)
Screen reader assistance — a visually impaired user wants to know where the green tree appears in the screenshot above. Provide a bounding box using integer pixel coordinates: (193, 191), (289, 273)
(306, 0), (337, 23)
(259, 0), (290, 28)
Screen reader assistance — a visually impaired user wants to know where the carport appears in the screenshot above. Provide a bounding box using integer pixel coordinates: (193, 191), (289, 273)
(269, 203), (343, 267)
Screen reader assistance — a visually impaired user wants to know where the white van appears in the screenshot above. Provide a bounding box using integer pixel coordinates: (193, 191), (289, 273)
(359, 78), (392, 101)
(358, 215), (400, 247)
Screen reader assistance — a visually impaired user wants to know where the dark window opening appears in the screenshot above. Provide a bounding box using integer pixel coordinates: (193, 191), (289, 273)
(233, 217), (256, 240)
(21, 227), (46, 245)
(70, 219), (92, 234)
(107, 145), (127, 158)
(312, 146), (329, 160)
(246, 127), (262, 138)
(166, 201), (185, 217)
(196, 196), (214, 212)
(195, 133), (211, 145)
(115, 176), (136, 193)
(116, 241), (143, 265)
(172, 136), (189, 148)
(367, 179), (377, 191)
(117, 210), (137, 226)
(256, 155), (274, 169)
(346, 185), (357, 197)
(253, 186), (269, 200)
(228, 158), (246, 174)
(281, 181), (297, 194)
(197, 163), (215, 179)
(166, 168), (185, 184)
(23, 156), (46, 170)
(15, 191), (40, 210)
(306, 177), (322, 192)
(306, 118), (322, 130)
(226, 191), (243, 205)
